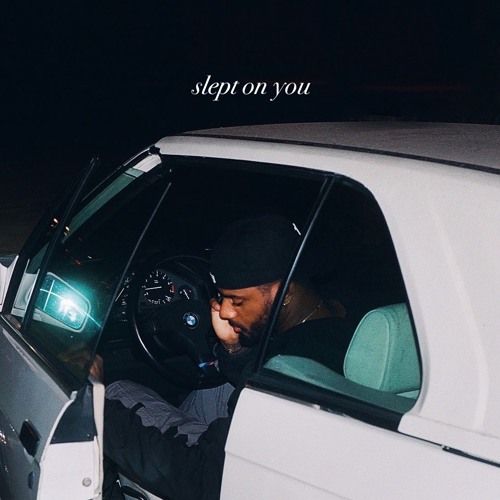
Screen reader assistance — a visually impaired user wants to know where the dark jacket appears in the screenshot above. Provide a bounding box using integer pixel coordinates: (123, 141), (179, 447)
(104, 400), (230, 500)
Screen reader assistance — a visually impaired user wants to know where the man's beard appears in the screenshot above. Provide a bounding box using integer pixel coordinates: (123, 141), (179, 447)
(233, 301), (273, 348)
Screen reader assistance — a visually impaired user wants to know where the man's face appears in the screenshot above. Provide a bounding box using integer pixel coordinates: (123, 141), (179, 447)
(218, 281), (281, 347)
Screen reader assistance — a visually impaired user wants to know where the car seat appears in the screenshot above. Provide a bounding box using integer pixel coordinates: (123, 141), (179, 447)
(343, 302), (420, 398)
(265, 303), (421, 401)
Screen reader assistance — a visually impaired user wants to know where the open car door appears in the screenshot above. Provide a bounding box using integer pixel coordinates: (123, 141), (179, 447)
(0, 160), (105, 500)
(0, 151), (166, 499)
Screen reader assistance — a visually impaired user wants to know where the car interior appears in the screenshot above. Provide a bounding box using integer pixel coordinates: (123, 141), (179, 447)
(98, 157), (325, 403)
(7, 153), (421, 411)
(93, 156), (419, 411)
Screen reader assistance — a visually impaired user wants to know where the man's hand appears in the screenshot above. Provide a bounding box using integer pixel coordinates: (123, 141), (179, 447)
(210, 298), (241, 351)
(89, 354), (104, 383)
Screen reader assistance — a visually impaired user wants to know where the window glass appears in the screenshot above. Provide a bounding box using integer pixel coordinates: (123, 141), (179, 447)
(103, 158), (324, 388)
(137, 158), (321, 254)
(18, 153), (167, 386)
(261, 178), (421, 415)
(9, 153), (159, 323)
(12, 154), (324, 389)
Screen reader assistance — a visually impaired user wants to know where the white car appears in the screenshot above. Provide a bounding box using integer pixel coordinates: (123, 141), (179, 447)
(1, 122), (499, 500)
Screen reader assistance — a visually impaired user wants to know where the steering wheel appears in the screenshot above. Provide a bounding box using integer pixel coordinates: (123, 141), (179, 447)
(128, 255), (224, 389)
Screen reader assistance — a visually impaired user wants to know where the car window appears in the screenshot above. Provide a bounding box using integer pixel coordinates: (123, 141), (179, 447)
(6, 154), (325, 389)
(10, 152), (168, 388)
(135, 157), (323, 254)
(8, 152), (160, 324)
(100, 157), (325, 387)
(260, 177), (421, 421)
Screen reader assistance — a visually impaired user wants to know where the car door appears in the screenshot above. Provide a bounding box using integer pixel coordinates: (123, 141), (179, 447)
(0, 160), (103, 500)
(221, 175), (500, 499)
(0, 151), (167, 499)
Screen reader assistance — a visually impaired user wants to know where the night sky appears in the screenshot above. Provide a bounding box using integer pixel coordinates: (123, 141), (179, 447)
(1, 1), (500, 250)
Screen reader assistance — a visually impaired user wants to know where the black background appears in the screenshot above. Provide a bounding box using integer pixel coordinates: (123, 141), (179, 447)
(1, 1), (500, 251)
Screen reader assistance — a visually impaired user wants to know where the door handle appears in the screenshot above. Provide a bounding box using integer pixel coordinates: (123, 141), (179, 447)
(20, 420), (40, 457)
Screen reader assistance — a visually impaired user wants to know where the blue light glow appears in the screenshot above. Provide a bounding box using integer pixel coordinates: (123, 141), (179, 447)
(35, 273), (91, 330)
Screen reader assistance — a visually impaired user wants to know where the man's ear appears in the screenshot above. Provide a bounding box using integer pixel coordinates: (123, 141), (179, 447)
(266, 280), (282, 302)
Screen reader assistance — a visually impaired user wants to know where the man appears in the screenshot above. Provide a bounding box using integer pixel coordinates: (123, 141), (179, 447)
(101, 215), (353, 499)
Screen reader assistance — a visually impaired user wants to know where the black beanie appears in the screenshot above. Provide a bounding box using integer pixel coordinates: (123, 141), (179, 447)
(210, 215), (301, 289)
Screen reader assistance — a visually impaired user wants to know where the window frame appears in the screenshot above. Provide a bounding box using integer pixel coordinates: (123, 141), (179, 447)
(247, 173), (422, 431)
(0, 154), (171, 393)
(0, 160), (101, 393)
(1, 154), (330, 393)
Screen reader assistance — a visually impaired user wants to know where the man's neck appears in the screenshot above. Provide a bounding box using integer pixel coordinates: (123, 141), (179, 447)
(277, 283), (331, 332)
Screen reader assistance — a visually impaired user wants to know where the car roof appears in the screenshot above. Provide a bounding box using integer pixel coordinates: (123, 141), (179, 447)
(181, 122), (500, 173)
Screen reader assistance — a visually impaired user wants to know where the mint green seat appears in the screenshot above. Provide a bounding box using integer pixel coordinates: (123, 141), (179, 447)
(265, 354), (348, 392)
(264, 303), (420, 412)
(343, 303), (420, 398)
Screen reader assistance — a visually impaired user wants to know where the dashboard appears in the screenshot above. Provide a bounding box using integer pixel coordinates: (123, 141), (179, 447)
(111, 256), (212, 323)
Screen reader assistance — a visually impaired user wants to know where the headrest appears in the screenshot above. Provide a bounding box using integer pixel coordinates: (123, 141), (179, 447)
(343, 303), (421, 393)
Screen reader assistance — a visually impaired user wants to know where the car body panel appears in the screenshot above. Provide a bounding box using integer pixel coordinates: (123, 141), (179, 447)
(155, 131), (500, 464)
(37, 378), (103, 500)
(0, 293), (103, 500)
(1, 122), (499, 498)
(0, 318), (72, 498)
(223, 389), (500, 500)
(183, 121), (500, 171)
(0, 321), (103, 499)
(0, 158), (107, 499)
(38, 440), (100, 500)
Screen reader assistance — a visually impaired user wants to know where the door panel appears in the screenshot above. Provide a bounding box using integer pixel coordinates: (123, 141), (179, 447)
(0, 152), (171, 498)
(0, 159), (107, 499)
(0, 321), (104, 500)
(0, 159), (103, 499)
(0, 320), (73, 499)
(222, 389), (500, 499)
(38, 441), (100, 500)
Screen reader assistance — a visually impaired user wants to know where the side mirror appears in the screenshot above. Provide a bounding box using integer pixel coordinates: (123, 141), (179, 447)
(34, 273), (91, 331)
